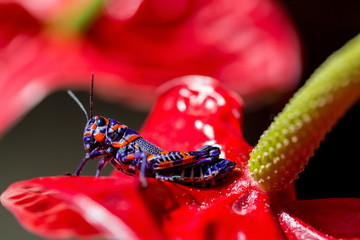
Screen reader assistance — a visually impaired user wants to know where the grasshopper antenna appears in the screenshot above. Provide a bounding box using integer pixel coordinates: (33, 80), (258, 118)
(67, 90), (89, 121)
(89, 73), (94, 119)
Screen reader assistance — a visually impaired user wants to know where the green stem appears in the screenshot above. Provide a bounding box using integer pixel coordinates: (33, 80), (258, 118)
(46, 0), (104, 35)
(248, 34), (360, 192)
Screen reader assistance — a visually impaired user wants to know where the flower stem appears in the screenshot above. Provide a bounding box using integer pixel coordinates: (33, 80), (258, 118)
(46, 0), (104, 36)
(248, 34), (360, 192)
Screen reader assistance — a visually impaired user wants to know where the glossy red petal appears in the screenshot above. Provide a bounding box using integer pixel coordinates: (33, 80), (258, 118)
(278, 211), (336, 240)
(141, 76), (250, 152)
(280, 199), (360, 239)
(1, 174), (287, 239)
(1, 176), (165, 239)
(117, 76), (285, 239)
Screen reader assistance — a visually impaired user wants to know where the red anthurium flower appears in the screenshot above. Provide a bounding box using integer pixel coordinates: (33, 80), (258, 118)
(0, 0), (301, 136)
(1, 76), (359, 239)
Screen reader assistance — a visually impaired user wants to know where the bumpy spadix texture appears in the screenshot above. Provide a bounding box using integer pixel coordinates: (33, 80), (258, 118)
(249, 34), (360, 192)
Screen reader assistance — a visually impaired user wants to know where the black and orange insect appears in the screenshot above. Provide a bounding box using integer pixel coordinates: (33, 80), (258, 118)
(68, 75), (235, 187)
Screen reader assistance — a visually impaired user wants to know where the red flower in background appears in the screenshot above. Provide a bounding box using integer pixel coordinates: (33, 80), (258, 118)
(0, 0), (301, 136)
(1, 77), (359, 239)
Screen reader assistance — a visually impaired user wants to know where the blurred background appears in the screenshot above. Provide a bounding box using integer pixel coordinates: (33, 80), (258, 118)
(0, 0), (359, 239)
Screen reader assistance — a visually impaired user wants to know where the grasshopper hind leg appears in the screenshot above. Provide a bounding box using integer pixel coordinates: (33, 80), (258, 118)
(155, 158), (236, 187)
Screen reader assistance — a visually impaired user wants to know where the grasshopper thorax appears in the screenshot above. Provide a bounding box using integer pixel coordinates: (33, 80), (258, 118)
(83, 116), (130, 152)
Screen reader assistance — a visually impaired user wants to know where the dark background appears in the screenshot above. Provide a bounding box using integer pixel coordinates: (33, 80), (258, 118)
(0, 0), (359, 239)
(244, 0), (360, 200)
(280, 0), (360, 200)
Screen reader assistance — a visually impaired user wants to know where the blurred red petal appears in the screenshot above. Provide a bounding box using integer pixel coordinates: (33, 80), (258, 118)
(0, 3), (41, 48)
(0, 35), (156, 136)
(88, 0), (301, 105)
(0, 0), (301, 136)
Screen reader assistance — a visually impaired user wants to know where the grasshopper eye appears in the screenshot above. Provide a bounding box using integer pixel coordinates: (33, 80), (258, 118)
(96, 117), (106, 126)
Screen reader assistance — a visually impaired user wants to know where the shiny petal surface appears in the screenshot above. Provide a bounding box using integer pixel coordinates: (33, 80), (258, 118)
(280, 198), (360, 239)
(1, 176), (164, 239)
